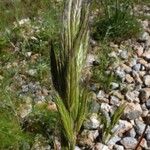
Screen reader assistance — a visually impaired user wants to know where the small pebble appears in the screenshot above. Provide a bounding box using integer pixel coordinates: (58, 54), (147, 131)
(120, 137), (137, 149)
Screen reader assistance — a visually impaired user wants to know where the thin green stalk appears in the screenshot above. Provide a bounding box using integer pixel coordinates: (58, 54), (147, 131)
(50, 1), (91, 149)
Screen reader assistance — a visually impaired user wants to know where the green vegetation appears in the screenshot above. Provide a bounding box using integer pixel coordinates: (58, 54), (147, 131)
(0, 0), (62, 149)
(92, 43), (119, 92)
(92, 0), (141, 42)
(50, 1), (91, 149)
(99, 103), (126, 144)
(0, 81), (32, 149)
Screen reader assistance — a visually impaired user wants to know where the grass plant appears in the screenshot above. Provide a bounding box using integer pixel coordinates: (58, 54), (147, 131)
(50, 0), (91, 149)
(92, 0), (141, 42)
(0, 81), (32, 150)
(92, 43), (119, 92)
(99, 103), (126, 144)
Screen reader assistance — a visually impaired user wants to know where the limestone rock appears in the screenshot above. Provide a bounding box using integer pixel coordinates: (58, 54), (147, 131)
(139, 88), (150, 103)
(124, 103), (142, 120)
(143, 75), (150, 87)
(94, 143), (110, 150)
(125, 91), (139, 103)
(84, 114), (100, 129)
(120, 137), (137, 149)
(125, 74), (134, 83)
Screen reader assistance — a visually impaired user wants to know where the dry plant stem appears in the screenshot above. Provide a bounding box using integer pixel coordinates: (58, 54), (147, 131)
(135, 124), (148, 150)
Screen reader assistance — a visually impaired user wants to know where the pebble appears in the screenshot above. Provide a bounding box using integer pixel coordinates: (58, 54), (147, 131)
(135, 119), (146, 135)
(120, 137), (137, 149)
(143, 75), (150, 87)
(88, 130), (99, 141)
(86, 54), (96, 66)
(28, 69), (37, 76)
(120, 50), (128, 59)
(135, 45), (144, 57)
(115, 67), (125, 80)
(22, 85), (29, 93)
(84, 114), (100, 129)
(146, 99), (150, 109)
(97, 90), (109, 103)
(140, 138), (148, 149)
(139, 88), (150, 103)
(125, 74), (134, 83)
(143, 51), (150, 60)
(110, 82), (119, 90)
(25, 51), (32, 57)
(90, 100), (101, 113)
(109, 51), (118, 58)
(125, 91), (139, 103)
(147, 141), (150, 148)
(132, 70), (143, 84)
(112, 120), (133, 135)
(113, 144), (124, 150)
(129, 58), (137, 67)
(146, 133), (150, 141)
(75, 146), (81, 150)
(128, 128), (136, 138)
(97, 90), (106, 99)
(121, 64), (132, 73)
(94, 143), (109, 150)
(110, 96), (120, 106)
(132, 63), (141, 71)
(139, 32), (150, 42)
(124, 103), (142, 120)
(101, 103), (111, 112)
(142, 20), (149, 29)
(139, 71), (146, 77)
(78, 131), (94, 147)
(107, 135), (121, 146)
(112, 91), (124, 100)
(138, 58), (148, 67)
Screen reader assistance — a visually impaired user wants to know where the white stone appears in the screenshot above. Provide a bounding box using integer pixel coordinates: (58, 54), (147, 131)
(139, 88), (150, 103)
(113, 144), (124, 150)
(94, 143), (110, 150)
(120, 50), (128, 59)
(110, 82), (119, 90)
(121, 137), (137, 149)
(132, 70), (143, 84)
(101, 103), (111, 112)
(112, 120), (133, 135)
(28, 69), (37, 76)
(136, 45), (144, 56)
(107, 135), (121, 146)
(97, 90), (106, 98)
(143, 51), (150, 60)
(121, 64), (132, 73)
(86, 54), (96, 66)
(143, 75), (150, 87)
(75, 146), (81, 150)
(139, 31), (149, 42)
(84, 114), (100, 129)
(124, 103), (142, 120)
(110, 96), (120, 106)
(125, 91), (139, 103)
(125, 74), (134, 83)
(26, 52), (32, 57)
(115, 67), (125, 79)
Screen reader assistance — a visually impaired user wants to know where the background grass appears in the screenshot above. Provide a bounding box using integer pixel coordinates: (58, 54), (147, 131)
(92, 0), (141, 42)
